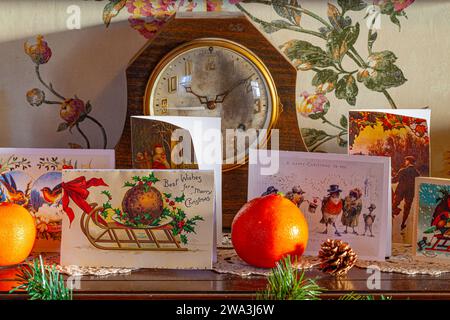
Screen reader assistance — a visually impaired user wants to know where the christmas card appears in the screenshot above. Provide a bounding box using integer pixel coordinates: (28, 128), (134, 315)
(0, 148), (114, 252)
(131, 116), (222, 245)
(248, 150), (391, 261)
(60, 170), (215, 269)
(348, 109), (431, 245)
(413, 177), (450, 262)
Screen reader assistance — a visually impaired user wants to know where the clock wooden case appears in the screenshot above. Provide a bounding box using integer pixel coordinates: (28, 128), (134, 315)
(115, 12), (306, 228)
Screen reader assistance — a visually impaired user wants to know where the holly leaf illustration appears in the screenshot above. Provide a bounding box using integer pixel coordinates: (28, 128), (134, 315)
(281, 40), (334, 69)
(180, 234), (188, 244)
(102, 0), (126, 27)
(327, 23), (360, 62)
(301, 128), (329, 148)
(175, 193), (185, 203)
(163, 193), (172, 199)
(123, 181), (135, 187)
(142, 172), (159, 183)
(335, 74), (358, 105)
(337, 0), (367, 14)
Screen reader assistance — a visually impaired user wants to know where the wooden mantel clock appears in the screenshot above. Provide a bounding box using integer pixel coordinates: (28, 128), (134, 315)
(115, 12), (306, 228)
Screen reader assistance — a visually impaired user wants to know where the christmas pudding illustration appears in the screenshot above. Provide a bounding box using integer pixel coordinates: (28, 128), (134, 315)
(62, 173), (203, 251)
(120, 184), (164, 226)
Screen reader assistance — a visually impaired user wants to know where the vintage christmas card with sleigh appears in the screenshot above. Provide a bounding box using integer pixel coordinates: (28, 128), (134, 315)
(413, 177), (450, 262)
(60, 170), (215, 269)
(248, 150), (391, 261)
(0, 148), (115, 252)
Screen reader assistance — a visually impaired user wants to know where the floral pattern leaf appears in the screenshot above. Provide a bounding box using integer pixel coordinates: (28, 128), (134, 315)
(335, 74), (358, 106)
(281, 40), (334, 70)
(340, 115), (348, 129)
(312, 69), (338, 92)
(360, 51), (407, 92)
(362, 63), (407, 92)
(327, 23), (360, 62)
(337, 0), (367, 13)
(272, 0), (302, 26)
(57, 122), (69, 132)
(103, 0), (127, 28)
(263, 19), (292, 33)
(368, 31), (378, 53)
(301, 128), (329, 148)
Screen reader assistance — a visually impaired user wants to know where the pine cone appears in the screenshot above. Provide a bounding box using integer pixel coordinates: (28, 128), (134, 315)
(318, 239), (357, 276)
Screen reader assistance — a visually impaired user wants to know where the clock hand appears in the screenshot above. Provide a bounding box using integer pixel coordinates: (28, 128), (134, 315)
(181, 84), (209, 105)
(167, 106), (206, 111)
(214, 73), (255, 104)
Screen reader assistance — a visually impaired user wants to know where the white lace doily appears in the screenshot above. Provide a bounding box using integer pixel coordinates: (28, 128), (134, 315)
(32, 235), (450, 277)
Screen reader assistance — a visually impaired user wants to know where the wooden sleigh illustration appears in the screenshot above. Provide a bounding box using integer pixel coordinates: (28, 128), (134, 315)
(80, 203), (187, 251)
(425, 234), (450, 253)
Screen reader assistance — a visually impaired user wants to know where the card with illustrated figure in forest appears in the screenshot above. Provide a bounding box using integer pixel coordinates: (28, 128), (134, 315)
(60, 170), (215, 269)
(348, 109), (431, 245)
(0, 148), (115, 252)
(248, 150), (391, 261)
(131, 116), (222, 246)
(413, 177), (450, 262)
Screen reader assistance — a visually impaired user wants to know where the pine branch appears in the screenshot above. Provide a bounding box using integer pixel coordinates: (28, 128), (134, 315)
(257, 256), (324, 300)
(339, 292), (392, 300)
(257, 256), (393, 301)
(9, 256), (73, 300)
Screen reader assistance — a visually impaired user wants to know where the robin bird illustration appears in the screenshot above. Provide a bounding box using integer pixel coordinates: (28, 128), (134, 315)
(285, 186), (306, 208)
(0, 173), (28, 206)
(41, 183), (62, 206)
(320, 184), (344, 236)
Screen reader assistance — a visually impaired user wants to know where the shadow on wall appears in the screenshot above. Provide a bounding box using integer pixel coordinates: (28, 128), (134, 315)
(0, 20), (146, 149)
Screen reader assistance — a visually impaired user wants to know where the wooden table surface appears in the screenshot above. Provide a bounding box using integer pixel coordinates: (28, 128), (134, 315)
(1, 263), (450, 300)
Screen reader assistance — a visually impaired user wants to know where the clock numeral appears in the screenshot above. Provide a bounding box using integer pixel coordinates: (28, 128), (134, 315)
(206, 56), (216, 71)
(254, 99), (261, 113)
(168, 76), (177, 93)
(161, 98), (168, 114)
(184, 60), (192, 76)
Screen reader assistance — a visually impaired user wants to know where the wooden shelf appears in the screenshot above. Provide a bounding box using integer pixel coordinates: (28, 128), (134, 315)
(2, 264), (450, 300)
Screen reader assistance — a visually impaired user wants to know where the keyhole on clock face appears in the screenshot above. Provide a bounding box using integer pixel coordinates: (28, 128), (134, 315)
(207, 101), (216, 110)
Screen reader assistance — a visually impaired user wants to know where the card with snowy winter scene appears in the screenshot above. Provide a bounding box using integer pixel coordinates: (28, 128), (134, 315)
(60, 170), (215, 269)
(348, 109), (430, 245)
(0, 148), (115, 252)
(413, 177), (450, 262)
(248, 150), (391, 261)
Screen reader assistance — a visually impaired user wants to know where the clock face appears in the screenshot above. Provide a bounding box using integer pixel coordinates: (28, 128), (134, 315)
(147, 40), (276, 166)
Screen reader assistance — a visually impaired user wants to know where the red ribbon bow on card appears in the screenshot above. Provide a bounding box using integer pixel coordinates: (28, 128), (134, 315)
(61, 176), (108, 224)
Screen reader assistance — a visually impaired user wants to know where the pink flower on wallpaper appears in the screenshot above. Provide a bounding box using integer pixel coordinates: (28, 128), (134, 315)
(126, 0), (154, 16)
(24, 35), (52, 65)
(373, 0), (415, 12)
(296, 91), (329, 118)
(393, 0), (415, 12)
(106, 0), (242, 39)
(128, 16), (168, 39)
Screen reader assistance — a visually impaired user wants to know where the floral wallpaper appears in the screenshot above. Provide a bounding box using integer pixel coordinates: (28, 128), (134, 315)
(0, 0), (449, 177)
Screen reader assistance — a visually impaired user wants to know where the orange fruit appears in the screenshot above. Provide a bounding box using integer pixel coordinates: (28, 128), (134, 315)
(231, 194), (309, 268)
(0, 203), (36, 266)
